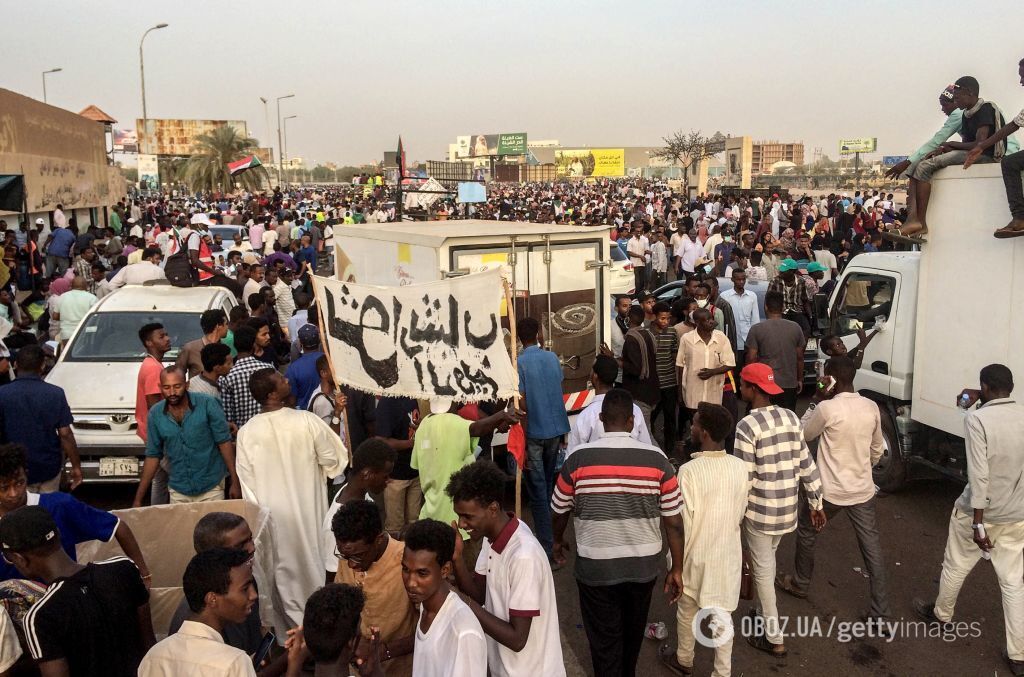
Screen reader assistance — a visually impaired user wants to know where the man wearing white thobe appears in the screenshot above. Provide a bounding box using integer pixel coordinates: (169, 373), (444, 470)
(235, 369), (348, 628)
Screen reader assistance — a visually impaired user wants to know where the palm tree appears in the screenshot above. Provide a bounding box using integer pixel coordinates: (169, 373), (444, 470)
(182, 125), (268, 193)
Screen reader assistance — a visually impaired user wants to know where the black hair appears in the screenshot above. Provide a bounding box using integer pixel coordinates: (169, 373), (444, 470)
(247, 293), (266, 312)
(248, 367), (279, 404)
(0, 443), (27, 480)
(652, 301), (672, 316)
(138, 322), (164, 346)
(200, 342), (232, 372)
(351, 438), (397, 473)
(200, 309), (227, 335)
(954, 75), (980, 96)
(14, 344), (45, 373)
(193, 512), (247, 553)
(228, 305), (249, 323)
(446, 460), (505, 508)
(601, 387), (633, 426)
(627, 305), (645, 323)
(642, 292), (656, 302)
(302, 584), (365, 663)
(825, 355), (856, 384)
(403, 519), (455, 568)
(980, 363), (1014, 393)
(764, 290), (784, 313)
(592, 353), (618, 386)
(331, 499), (382, 544)
(233, 325), (257, 353)
(517, 317), (539, 344)
(183, 547), (252, 613)
(821, 334), (844, 353)
(694, 402), (734, 444)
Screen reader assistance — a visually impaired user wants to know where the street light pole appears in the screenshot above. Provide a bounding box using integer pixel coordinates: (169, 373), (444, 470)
(41, 68), (62, 104)
(283, 115), (297, 170)
(139, 23), (169, 124)
(276, 94), (295, 188)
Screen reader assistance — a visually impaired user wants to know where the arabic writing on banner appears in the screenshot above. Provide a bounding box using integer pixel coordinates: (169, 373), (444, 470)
(313, 268), (517, 401)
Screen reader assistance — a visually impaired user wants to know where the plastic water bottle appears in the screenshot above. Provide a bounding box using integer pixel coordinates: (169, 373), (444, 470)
(958, 394), (972, 410)
(976, 524), (992, 561)
(645, 622), (668, 640)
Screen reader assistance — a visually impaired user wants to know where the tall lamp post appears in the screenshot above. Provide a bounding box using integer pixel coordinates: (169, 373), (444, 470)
(283, 115), (297, 183)
(276, 94), (295, 187)
(139, 23), (169, 125)
(41, 68), (62, 104)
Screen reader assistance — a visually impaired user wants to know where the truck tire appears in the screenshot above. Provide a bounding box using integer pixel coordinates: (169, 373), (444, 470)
(873, 407), (908, 492)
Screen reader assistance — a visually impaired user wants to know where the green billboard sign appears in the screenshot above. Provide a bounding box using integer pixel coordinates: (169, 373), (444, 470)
(497, 133), (528, 156)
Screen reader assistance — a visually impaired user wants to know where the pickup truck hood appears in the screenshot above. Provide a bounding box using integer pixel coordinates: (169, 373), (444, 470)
(46, 361), (141, 412)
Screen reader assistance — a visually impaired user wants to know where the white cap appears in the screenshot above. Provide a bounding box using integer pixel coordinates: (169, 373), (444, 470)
(190, 213), (214, 227)
(429, 397), (453, 415)
(35, 218), (45, 225)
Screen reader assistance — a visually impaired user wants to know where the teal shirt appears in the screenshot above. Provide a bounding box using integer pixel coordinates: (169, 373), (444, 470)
(145, 392), (232, 496)
(909, 109), (963, 164)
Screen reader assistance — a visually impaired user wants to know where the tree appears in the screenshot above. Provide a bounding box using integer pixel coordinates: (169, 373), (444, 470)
(652, 129), (719, 194)
(181, 125), (268, 192)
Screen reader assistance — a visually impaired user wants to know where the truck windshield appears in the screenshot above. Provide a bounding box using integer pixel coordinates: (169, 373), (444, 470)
(64, 312), (201, 362)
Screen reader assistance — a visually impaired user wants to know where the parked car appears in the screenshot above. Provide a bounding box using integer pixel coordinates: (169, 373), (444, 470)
(45, 284), (238, 483)
(651, 277), (821, 386)
(608, 244), (634, 297)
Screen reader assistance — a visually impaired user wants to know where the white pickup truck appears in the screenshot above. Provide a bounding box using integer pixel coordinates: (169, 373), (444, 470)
(825, 164), (1024, 490)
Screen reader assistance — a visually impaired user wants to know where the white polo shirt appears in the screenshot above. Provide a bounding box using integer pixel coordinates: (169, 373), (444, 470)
(413, 590), (486, 677)
(475, 517), (566, 677)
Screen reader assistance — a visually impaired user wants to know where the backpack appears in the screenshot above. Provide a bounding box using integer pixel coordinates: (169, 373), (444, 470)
(164, 229), (196, 288)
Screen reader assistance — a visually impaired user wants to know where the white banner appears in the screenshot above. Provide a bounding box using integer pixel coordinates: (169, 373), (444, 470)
(312, 268), (517, 402)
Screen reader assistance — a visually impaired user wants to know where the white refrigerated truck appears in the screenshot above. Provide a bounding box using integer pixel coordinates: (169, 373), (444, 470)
(825, 164), (1024, 490)
(333, 220), (613, 412)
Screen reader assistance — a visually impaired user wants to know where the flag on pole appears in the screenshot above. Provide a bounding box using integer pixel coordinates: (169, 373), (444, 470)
(397, 136), (406, 179)
(227, 155), (263, 176)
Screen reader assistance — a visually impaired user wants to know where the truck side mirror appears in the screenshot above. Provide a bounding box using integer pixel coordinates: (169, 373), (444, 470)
(813, 293), (829, 331)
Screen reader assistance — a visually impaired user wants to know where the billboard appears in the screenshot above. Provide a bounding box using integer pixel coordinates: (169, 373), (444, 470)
(882, 155), (909, 166)
(554, 149), (625, 178)
(0, 87), (116, 213)
(724, 136), (753, 189)
(839, 137), (877, 155)
(497, 133), (527, 155)
(138, 154), (160, 191)
(136, 119), (250, 156)
(113, 128), (138, 153)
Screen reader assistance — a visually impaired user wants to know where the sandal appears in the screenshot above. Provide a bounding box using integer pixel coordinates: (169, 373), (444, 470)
(994, 226), (1024, 239)
(657, 643), (693, 675)
(775, 573), (808, 599)
(747, 633), (787, 658)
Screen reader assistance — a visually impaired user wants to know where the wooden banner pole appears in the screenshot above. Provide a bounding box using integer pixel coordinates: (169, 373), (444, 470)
(503, 277), (522, 518)
(310, 275), (352, 451)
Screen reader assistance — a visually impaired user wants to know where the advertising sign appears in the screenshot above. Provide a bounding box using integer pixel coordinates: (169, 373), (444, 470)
(113, 129), (138, 153)
(137, 154), (160, 190)
(497, 133), (528, 155)
(313, 268), (517, 401)
(554, 149), (625, 177)
(137, 119), (250, 156)
(882, 155), (909, 166)
(839, 137), (877, 155)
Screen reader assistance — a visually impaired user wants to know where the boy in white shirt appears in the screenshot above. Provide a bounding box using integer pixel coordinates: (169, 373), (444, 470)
(403, 519), (487, 677)
(447, 461), (566, 677)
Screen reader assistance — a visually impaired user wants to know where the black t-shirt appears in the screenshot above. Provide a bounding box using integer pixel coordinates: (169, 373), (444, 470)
(961, 103), (997, 157)
(342, 387), (377, 451)
(24, 558), (149, 676)
(374, 396), (419, 480)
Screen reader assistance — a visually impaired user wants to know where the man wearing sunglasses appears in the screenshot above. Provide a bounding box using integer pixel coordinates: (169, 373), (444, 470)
(331, 500), (415, 676)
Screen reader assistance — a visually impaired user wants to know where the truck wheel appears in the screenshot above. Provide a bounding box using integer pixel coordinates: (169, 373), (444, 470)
(873, 407), (907, 492)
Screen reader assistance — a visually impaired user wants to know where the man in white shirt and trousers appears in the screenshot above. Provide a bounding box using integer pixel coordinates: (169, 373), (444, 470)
(914, 364), (1024, 677)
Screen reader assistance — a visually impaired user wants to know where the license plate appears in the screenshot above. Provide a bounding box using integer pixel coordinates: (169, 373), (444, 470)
(99, 457), (140, 477)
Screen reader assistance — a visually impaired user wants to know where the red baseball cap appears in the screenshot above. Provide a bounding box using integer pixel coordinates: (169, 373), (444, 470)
(740, 363), (784, 395)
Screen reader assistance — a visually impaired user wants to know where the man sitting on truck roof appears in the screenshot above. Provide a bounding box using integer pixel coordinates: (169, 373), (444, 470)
(893, 76), (1018, 244)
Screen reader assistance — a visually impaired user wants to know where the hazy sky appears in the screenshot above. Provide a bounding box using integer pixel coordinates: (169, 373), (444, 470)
(5, 0), (1023, 166)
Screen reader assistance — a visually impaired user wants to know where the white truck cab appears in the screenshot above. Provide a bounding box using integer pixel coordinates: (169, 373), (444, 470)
(826, 164), (1024, 490)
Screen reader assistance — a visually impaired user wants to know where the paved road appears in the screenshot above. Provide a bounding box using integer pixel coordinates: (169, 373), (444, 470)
(76, 466), (1010, 676)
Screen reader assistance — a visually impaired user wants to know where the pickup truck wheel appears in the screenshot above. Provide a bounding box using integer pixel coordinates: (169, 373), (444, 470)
(873, 407), (907, 492)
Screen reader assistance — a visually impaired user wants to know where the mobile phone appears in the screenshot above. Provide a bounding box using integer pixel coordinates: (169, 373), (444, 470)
(253, 630), (276, 667)
(818, 376), (836, 393)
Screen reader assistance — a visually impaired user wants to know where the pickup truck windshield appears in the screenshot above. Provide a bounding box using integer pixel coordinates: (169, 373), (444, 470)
(64, 311), (201, 362)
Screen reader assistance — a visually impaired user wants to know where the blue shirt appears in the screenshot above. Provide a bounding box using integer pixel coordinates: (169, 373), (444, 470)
(0, 492), (118, 581)
(286, 350), (325, 409)
(295, 246), (317, 270)
(145, 392), (232, 496)
(0, 375), (74, 483)
(517, 344), (570, 440)
(48, 227), (76, 258)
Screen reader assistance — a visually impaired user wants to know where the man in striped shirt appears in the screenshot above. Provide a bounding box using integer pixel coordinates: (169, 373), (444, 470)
(551, 388), (683, 677)
(650, 301), (680, 454)
(734, 363), (825, 659)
